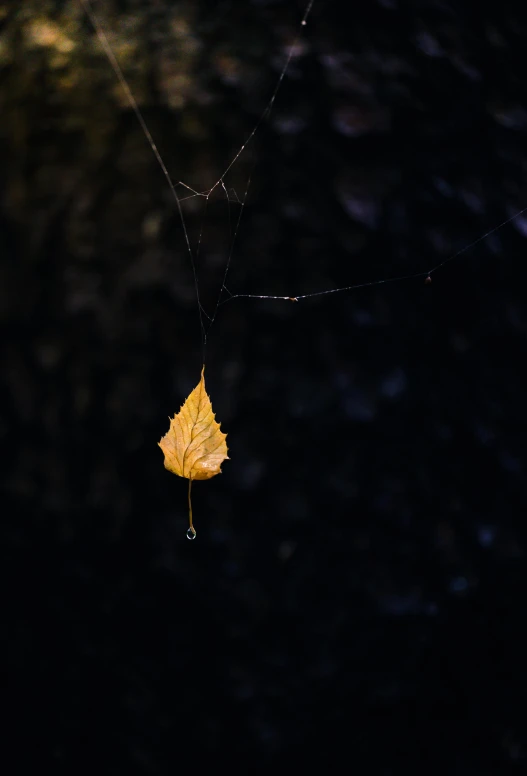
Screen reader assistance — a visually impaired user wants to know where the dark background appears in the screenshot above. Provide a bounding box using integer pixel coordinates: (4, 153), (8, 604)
(2, 0), (527, 771)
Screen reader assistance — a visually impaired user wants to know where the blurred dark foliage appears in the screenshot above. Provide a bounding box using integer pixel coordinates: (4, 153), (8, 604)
(2, 0), (527, 771)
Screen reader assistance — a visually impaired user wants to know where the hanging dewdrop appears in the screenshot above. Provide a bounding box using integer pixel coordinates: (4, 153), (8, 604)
(158, 367), (229, 539)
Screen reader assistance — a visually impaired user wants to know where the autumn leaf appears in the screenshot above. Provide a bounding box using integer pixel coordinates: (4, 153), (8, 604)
(158, 366), (228, 539)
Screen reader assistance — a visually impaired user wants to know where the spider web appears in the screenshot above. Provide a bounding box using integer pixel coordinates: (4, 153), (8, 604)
(80, 0), (527, 357)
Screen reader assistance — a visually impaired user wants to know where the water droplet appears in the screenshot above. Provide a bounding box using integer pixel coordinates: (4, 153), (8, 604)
(187, 527), (196, 540)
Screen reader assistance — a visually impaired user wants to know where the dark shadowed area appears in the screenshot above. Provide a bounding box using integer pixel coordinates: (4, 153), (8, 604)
(2, 0), (527, 771)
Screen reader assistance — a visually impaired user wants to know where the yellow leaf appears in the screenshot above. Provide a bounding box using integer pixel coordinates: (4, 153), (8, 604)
(158, 366), (229, 539)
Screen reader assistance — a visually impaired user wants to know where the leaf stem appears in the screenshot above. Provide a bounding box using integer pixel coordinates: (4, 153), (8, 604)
(188, 478), (196, 538)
